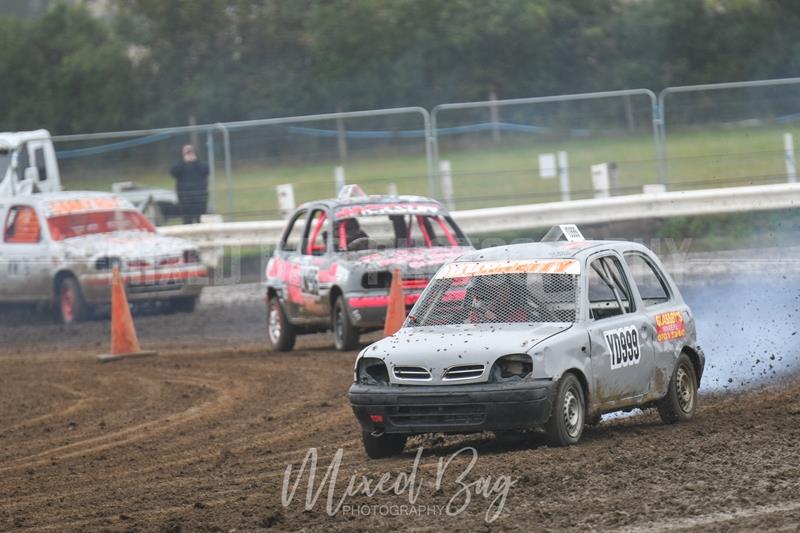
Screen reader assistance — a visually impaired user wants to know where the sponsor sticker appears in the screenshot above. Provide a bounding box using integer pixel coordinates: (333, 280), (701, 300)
(335, 203), (441, 219)
(604, 325), (641, 370)
(655, 311), (685, 342)
(47, 197), (125, 216)
(435, 259), (579, 279)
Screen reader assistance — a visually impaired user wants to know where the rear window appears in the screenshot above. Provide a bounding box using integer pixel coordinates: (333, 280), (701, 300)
(47, 210), (155, 240)
(408, 259), (580, 326)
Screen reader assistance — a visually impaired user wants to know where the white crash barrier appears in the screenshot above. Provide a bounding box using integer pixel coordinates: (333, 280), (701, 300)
(158, 182), (800, 250)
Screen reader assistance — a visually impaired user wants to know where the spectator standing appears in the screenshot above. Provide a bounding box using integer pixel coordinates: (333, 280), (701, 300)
(170, 144), (209, 224)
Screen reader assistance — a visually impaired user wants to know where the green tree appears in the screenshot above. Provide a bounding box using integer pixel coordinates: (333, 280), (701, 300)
(0, 3), (139, 134)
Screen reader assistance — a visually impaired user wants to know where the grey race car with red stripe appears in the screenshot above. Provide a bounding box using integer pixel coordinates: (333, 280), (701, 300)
(264, 185), (473, 351)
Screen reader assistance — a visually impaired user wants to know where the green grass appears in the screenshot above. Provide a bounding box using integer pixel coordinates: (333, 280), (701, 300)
(61, 125), (795, 220)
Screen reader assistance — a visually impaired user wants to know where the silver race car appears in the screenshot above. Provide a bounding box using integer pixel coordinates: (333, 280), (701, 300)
(349, 225), (704, 458)
(0, 192), (207, 323)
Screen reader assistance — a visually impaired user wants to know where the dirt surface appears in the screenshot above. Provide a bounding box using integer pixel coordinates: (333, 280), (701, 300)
(1, 324), (800, 532)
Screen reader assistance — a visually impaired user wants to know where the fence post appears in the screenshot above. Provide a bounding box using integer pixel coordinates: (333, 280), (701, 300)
(214, 123), (234, 220)
(206, 130), (216, 214)
(489, 90), (501, 143)
(653, 97), (668, 188)
(420, 108), (437, 199)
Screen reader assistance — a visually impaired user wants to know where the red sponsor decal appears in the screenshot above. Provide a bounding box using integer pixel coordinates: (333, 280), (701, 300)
(655, 311), (685, 342)
(348, 293), (422, 309)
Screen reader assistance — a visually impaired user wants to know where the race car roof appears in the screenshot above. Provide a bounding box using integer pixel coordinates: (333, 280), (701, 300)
(1, 191), (136, 215)
(298, 193), (445, 212)
(452, 239), (648, 262)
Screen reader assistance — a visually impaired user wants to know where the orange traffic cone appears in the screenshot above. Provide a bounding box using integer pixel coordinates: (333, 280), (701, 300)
(96, 267), (157, 363)
(383, 268), (406, 336)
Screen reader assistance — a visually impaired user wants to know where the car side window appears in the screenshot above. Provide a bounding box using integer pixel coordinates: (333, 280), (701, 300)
(303, 209), (329, 256)
(4, 205), (41, 244)
(624, 253), (671, 306)
(587, 255), (634, 320)
(281, 210), (307, 253)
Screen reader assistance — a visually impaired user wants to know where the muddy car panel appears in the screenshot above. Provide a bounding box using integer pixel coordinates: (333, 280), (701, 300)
(0, 192), (206, 306)
(265, 194), (472, 333)
(349, 239), (704, 435)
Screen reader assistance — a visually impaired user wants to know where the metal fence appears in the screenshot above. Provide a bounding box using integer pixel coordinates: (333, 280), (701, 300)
(53, 107), (434, 221)
(49, 77), (800, 222)
(432, 89), (660, 209)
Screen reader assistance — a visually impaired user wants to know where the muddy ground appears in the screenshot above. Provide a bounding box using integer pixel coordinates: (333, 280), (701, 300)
(1, 273), (799, 532)
(1, 335), (799, 530)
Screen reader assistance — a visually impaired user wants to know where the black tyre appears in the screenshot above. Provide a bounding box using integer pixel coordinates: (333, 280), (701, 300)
(545, 373), (585, 446)
(333, 297), (359, 351)
(57, 276), (91, 324)
(657, 353), (698, 424)
(267, 295), (296, 352)
(172, 296), (198, 313)
(362, 431), (407, 459)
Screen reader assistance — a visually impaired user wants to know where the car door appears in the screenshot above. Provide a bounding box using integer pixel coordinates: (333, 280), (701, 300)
(1, 204), (52, 301)
(585, 252), (656, 405)
(623, 251), (686, 397)
(274, 208), (307, 318)
(296, 206), (334, 320)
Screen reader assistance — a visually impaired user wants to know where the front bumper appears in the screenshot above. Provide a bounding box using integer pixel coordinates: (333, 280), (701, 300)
(349, 380), (556, 435)
(80, 266), (207, 303)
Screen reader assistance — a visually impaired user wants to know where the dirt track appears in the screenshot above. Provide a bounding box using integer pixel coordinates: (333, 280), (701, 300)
(2, 324), (800, 532)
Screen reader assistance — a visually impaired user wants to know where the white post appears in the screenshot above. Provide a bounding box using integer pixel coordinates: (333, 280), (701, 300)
(590, 163), (610, 199)
(387, 182), (398, 196)
(439, 160), (455, 210)
(784, 132), (797, 183)
(334, 166), (346, 194)
(557, 150), (570, 202)
(276, 183), (296, 218)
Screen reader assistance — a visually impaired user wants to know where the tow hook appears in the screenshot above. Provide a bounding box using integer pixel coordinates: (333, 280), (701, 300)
(370, 428), (385, 438)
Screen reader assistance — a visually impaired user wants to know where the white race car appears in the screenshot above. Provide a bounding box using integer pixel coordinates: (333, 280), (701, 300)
(0, 192), (207, 323)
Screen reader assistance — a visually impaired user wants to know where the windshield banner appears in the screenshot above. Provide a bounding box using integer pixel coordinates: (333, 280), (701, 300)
(435, 259), (580, 278)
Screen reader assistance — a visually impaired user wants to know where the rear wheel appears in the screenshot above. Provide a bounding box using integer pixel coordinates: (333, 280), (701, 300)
(57, 276), (91, 324)
(545, 373), (585, 446)
(657, 353), (698, 424)
(267, 295), (296, 352)
(362, 431), (407, 459)
(333, 297), (359, 351)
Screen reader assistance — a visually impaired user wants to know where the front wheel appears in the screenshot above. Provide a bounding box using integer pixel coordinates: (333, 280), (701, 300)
(57, 276), (91, 324)
(267, 295), (296, 352)
(362, 431), (407, 459)
(657, 353), (698, 424)
(545, 373), (585, 446)
(333, 297), (359, 351)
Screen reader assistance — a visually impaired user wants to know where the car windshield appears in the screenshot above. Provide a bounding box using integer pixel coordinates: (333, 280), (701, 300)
(408, 259), (580, 326)
(47, 210), (155, 240)
(333, 211), (467, 252)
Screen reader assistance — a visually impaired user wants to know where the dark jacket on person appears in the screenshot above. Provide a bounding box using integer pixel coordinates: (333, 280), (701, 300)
(170, 161), (209, 216)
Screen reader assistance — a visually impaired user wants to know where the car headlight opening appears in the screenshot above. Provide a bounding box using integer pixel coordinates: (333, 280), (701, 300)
(356, 357), (389, 385)
(491, 354), (533, 382)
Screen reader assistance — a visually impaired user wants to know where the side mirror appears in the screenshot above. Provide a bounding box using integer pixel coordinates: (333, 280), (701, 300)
(23, 166), (40, 182)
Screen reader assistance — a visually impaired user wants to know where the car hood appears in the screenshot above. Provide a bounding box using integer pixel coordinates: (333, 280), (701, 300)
(361, 322), (571, 385)
(58, 231), (195, 261)
(346, 246), (470, 276)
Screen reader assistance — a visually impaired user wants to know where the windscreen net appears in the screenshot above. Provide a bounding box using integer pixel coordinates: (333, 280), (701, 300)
(408, 260), (580, 326)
